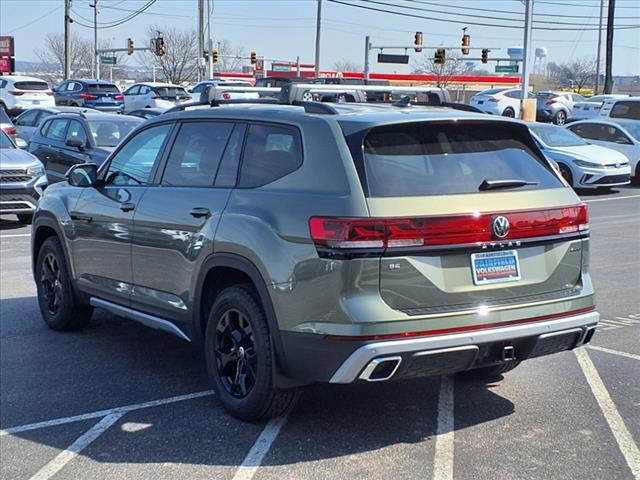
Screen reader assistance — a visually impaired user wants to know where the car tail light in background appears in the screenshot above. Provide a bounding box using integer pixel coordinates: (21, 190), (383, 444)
(546, 99), (558, 105)
(46, 92), (54, 96)
(487, 98), (498, 103)
(2, 127), (17, 136)
(80, 93), (98, 100)
(9, 91), (24, 96)
(222, 92), (231, 100)
(114, 94), (124, 101)
(152, 95), (162, 99)
(309, 205), (589, 255)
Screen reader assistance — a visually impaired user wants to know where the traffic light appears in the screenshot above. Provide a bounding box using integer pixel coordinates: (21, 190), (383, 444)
(414, 31), (423, 53)
(434, 48), (446, 65)
(481, 48), (489, 64)
(250, 51), (257, 65)
(126, 38), (134, 55)
(461, 34), (470, 55)
(155, 37), (166, 57)
(212, 49), (219, 64)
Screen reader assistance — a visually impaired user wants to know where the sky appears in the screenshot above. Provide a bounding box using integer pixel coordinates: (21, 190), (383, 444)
(1, 0), (639, 76)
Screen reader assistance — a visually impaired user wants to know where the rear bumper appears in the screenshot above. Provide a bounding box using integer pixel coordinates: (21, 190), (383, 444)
(280, 309), (599, 384)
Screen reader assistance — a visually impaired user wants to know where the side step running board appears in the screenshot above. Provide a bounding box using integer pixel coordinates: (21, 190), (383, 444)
(90, 298), (191, 342)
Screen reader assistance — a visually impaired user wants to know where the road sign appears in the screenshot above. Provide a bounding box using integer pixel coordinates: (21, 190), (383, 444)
(495, 64), (519, 73)
(0, 57), (14, 74)
(101, 56), (117, 65)
(0, 36), (15, 57)
(255, 58), (264, 72)
(273, 65), (290, 72)
(377, 53), (409, 64)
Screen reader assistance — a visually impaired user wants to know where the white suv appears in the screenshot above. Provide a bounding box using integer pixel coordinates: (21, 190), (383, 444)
(123, 82), (191, 113)
(469, 88), (535, 118)
(0, 75), (55, 116)
(598, 97), (640, 121)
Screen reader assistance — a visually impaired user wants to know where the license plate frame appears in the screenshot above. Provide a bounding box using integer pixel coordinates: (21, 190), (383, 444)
(471, 250), (521, 286)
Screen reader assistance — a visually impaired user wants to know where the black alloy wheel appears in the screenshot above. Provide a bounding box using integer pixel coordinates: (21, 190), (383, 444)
(215, 308), (258, 398)
(40, 253), (63, 316)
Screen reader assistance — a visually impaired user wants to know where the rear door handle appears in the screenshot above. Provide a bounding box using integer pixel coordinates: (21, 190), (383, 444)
(189, 207), (210, 218)
(120, 202), (136, 212)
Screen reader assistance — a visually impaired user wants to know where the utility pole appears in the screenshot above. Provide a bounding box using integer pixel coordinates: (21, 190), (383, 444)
(520, 0), (533, 119)
(90, 0), (99, 79)
(207, 0), (213, 79)
(64, 0), (72, 79)
(364, 35), (371, 84)
(198, 0), (205, 82)
(314, 0), (322, 78)
(604, 0), (615, 94)
(595, 0), (605, 94)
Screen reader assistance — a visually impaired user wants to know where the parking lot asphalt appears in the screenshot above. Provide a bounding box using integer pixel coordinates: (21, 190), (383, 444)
(1, 186), (639, 480)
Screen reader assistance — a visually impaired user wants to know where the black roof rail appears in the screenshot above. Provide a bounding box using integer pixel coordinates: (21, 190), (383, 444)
(210, 98), (281, 107)
(291, 100), (339, 115)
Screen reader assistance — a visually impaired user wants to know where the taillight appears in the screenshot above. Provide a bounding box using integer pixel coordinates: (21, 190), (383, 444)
(152, 95), (162, 99)
(546, 99), (557, 105)
(9, 91), (24, 96)
(80, 93), (98, 100)
(114, 94), (124, 100)
(222, 92), (231, 99)
(3, 127), (17, 135)
(309, 204), (589, 256)
(46, 91), (54, 96)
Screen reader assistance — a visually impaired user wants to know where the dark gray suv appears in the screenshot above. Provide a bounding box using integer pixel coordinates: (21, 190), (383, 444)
(31, 101), (598, 420)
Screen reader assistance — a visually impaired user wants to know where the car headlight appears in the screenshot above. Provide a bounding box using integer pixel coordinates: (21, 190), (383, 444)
(27, 164), (46, 177)
(573, 159), (603, 169)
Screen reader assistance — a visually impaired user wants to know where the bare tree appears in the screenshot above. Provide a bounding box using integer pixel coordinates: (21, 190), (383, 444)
(35, 33), (93, 83)
(213, 39), (246, 73)
(412, 53), (473, 88)
(140, 26), (199, 84)
(561, 56), (598, 93)
(332, 59), (362, 72)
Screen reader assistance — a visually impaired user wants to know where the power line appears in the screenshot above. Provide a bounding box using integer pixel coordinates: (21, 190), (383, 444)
(6, 6), (61, 34)
(327, 0), (640, 30)
(72, 0), (158, 29)
(536, 0), (639, 8)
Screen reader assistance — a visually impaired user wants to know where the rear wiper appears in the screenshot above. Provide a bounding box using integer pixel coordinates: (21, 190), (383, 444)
(479, 179), (538, 191)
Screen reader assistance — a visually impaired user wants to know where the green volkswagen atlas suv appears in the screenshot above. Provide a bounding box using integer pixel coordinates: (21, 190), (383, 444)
(31, 101), (598, 420)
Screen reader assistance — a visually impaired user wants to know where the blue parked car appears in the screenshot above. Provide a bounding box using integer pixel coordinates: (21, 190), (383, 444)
(53, 79), (124, 113)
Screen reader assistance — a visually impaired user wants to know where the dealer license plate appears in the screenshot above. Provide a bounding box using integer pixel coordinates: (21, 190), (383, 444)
(471, 250), (521, 286)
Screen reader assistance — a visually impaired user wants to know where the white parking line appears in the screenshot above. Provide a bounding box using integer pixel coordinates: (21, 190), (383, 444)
(0, 233), (31, 238)
(433, 376), (455, 480)
(589, 345), (640, 362)
(28, 413), (124, 480)
(232, 415), (289, 480)
(575, 349), (640, 479)
(0, 390), (214, 436)
(582, 194), (640, 203)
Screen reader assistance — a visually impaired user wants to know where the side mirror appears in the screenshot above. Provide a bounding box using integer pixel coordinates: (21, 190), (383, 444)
(66, 138), (85, 150)
(15, 137), (28, 149)
(66, 163), (99, 187)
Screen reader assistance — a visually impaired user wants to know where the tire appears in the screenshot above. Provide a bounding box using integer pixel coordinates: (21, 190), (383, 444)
(17, 213), (33, 224)
(633, 164), (640, 185)
(558, 163), (573, 186)
(554, 110), (567, 125)
(502, 107), (515, 118)
(35, 237), (92, 331)
(457, 361), (521, 380)
(204, 285), (298, 421)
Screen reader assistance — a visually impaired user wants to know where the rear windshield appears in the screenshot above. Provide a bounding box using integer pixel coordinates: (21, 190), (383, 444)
(154, 87), (189, 98)
(359, 122), (563, 197)
(479, 88), (508, 95)
(87, 84), (120, 93)
(609, 101), (640, 120)
(14, 81), (49, 91)
(88, 119), (140, 147)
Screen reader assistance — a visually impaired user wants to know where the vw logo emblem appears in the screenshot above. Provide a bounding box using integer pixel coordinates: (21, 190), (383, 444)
(492, 216), (510, 239)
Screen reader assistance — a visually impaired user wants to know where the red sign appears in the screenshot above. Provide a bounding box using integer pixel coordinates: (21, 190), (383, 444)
(0, 36), (15, 57)
(255, 59), (264, 72)
(0, 57), (13, 73)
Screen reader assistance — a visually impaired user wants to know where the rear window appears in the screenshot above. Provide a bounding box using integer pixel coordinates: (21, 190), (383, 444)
(609, 101), (640, 120)
(479, 88), (508, 95)
(154, 87), (189, 98)
(359, 122), (563, 197)
(87, 84), (120, 93)
(14, 81), (49, 91)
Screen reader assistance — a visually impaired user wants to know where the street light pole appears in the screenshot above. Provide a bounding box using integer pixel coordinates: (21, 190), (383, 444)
(314, 0), (322, 79)
(64, 0), (72, 79)
(364, 35), (371, 84)
(595, 0), (605, 95)
(520, 0), (533, 119)
(91, 0), (99, 80)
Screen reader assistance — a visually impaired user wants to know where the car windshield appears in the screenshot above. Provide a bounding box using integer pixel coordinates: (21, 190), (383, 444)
(0, 130), (14, 149)
(88, 119), (140, 147)
(355, 121), (563, 197)
(479, 88), (508, 96)
(530, 125), (587, 147)
(87, 84), (120, 93)
(14, 81), (49, 90)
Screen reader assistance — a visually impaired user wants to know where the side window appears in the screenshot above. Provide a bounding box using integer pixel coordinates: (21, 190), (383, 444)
(608, 127), (632, 144)
(569, 124), (598, 140)
(66, 82), (77, 92)
(105, 124), (172, 186)
(66, 120), (88, 145)
(239, 124), (303, 188)
(125, 85), (140, 95)
(161, 122), (234, 187)
(215, 124), (246, 188)
(0, 80), (6, 88)
(610, 101), (640, 120)
(191, 84), (203, 93)
(140, 86), (150, 95)
(44, 119), (69, 141)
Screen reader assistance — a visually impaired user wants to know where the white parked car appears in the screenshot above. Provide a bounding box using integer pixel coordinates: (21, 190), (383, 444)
(0, 75), (55, 116)
(571, 95), (630, 121)
(188, 80), (258, 101)
(529, 123), (630, 190)
(566, 119), (640, 182)
(598, 97), (640, 121)
(469, 88), (535, 118)
(123, 83), (191, 113)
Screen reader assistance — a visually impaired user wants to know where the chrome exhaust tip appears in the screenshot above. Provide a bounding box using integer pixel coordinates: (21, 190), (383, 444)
(582, 326), (597, 345)
(359, 356), (402, 382)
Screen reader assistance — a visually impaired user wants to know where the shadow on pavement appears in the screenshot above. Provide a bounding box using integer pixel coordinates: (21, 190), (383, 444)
(0, 218), (27, 231)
